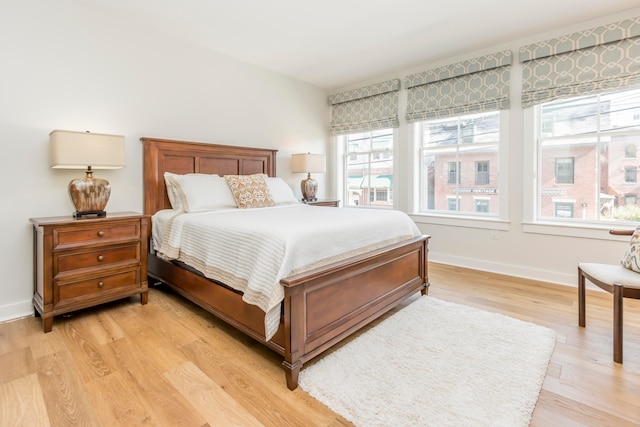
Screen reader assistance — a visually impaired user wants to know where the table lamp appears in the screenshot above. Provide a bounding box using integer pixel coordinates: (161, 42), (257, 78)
(291, 153), (326, 201)
(50, 130), (126, 218)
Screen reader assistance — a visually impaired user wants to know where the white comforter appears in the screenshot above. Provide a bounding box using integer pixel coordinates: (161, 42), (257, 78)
(153, 204), (422, 340)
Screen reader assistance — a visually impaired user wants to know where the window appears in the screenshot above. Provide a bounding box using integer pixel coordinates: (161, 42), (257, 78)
(536, 87), (640, 223)
(554, 202), (574, 218)
(369, 188), (390, 203)
(476, 161), (489, 185)
(475, 198), (490, 213)
(419, 111), (500, 216)
(555, 158), (574, 184)
(625, 194), (637, 205)
(447, 197), (460, 211)
(624, 144), (637, 158)
(625, 167), (638, 183)
(344, 129), (393, 208)
(448, 162), (460, 184)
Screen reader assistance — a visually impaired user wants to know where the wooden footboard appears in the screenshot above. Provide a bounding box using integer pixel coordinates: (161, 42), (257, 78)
(280, 235), (429, 389)
(147, 234), (429, 389)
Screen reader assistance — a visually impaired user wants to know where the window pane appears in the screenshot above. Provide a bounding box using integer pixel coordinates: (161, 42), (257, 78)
(344, 129), (393, 208)
(539, 138), (592, 219)
(599, 88), (640, 133)
(420, 112), (500, 216)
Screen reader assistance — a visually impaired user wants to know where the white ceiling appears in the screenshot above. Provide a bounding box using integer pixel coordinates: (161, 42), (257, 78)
(99, 0), (640, 90)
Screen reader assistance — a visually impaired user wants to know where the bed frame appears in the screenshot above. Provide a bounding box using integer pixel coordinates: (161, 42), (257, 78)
(141, 137), (430, 390)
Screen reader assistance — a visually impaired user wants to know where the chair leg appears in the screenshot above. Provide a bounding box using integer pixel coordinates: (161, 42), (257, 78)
(578, 269), (586, 327)
(613, 284), (623, 363)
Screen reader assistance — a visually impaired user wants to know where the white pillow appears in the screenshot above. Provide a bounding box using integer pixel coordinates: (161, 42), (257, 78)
(165, 173), (237, 212)
(164, 172), (183, 210)
(265, 177), (300, 205)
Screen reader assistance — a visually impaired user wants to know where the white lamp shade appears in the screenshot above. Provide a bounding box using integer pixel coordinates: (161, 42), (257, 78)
(291, 153), (326, 174)
(50, 130), (126, 169)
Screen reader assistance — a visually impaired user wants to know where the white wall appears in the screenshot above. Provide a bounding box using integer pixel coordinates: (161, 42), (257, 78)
(0, 0), (328, 321)
(333, 7), (640, 288)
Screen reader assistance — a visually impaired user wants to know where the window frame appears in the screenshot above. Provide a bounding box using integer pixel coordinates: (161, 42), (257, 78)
(523, 87), (640, 238)
(410, 110), (510, 229)
(338, 128), (395, 209)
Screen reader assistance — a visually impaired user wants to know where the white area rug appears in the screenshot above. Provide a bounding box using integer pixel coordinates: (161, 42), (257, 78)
(299, 297), (556, 427)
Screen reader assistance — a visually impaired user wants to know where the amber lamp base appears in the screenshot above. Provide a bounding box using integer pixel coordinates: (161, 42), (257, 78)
(301, 173), (318, 202)
(69, 168), (111, 218)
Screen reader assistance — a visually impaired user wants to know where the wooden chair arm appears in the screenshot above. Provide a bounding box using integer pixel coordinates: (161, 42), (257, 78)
(609, 229), (634, 236)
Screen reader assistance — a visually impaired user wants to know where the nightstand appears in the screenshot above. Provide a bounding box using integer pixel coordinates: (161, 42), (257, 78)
(303, 199), (340, 207)
(30, 212), (149, 332)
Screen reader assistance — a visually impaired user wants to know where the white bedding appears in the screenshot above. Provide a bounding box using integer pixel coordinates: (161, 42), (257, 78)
(153, 204), (422, 340)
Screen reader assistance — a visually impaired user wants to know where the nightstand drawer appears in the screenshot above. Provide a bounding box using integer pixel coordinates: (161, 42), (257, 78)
(54, 221), (140, 249)
(57, 270), (139, 302)
(56, 243), (140, 274)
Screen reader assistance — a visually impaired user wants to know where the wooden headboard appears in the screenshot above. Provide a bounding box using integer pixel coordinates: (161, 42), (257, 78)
(141, 137), (278, 215)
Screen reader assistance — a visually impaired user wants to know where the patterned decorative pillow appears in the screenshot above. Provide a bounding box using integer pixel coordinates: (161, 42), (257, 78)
(621, 226), (640, 272)
(224, 174), (276, 209)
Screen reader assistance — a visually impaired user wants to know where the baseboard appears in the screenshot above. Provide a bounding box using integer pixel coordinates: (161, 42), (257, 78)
(430, 252), (577, 288)
(0, 299), (34, 323)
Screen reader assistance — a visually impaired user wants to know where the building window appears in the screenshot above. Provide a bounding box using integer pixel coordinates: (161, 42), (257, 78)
(476, 161), (489, 185)
(475, 198), (490, 213)
(554, 202), (574, 218)
(624, 144), (637, 158)
(625, 194), (637, 205)
(448, 162), (460, 184)
(536, 87), (640, 223)
(344, 129), (393, 208)
(419, 111), (500, 216)
(447, 197), (460, 211)
(369, 187), (389, 203)
(624, 167), (638, 183)
(555, 158), (574, 184)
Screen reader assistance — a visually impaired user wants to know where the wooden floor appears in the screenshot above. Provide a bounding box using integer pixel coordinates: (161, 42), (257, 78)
(1, 263), (639, 426)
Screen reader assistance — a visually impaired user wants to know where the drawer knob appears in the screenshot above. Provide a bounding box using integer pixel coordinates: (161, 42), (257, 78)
(98, 230), (105, 237)
(97, 255), (104, 262)
(98, 281), (104, 288)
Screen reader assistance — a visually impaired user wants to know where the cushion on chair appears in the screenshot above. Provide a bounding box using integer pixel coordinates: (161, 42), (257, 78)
(580, 262), (640, 288)
(621, 226), (640, 273)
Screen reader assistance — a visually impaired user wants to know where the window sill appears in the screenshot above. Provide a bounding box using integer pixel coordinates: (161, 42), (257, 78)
(410, 213), (510, 231)
(522, 221), (633, 241)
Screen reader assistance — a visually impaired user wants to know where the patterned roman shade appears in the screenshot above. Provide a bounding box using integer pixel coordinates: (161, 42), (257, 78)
(519, 16), (640, 108)
(329, 79), (400, 135)
(404, 50), (512, 123)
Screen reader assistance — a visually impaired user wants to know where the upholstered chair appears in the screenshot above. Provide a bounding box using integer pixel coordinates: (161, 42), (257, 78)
(578, 229), (640, 363)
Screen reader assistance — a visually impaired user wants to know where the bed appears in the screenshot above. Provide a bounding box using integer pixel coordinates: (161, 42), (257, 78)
(141, 137), (430, 390)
